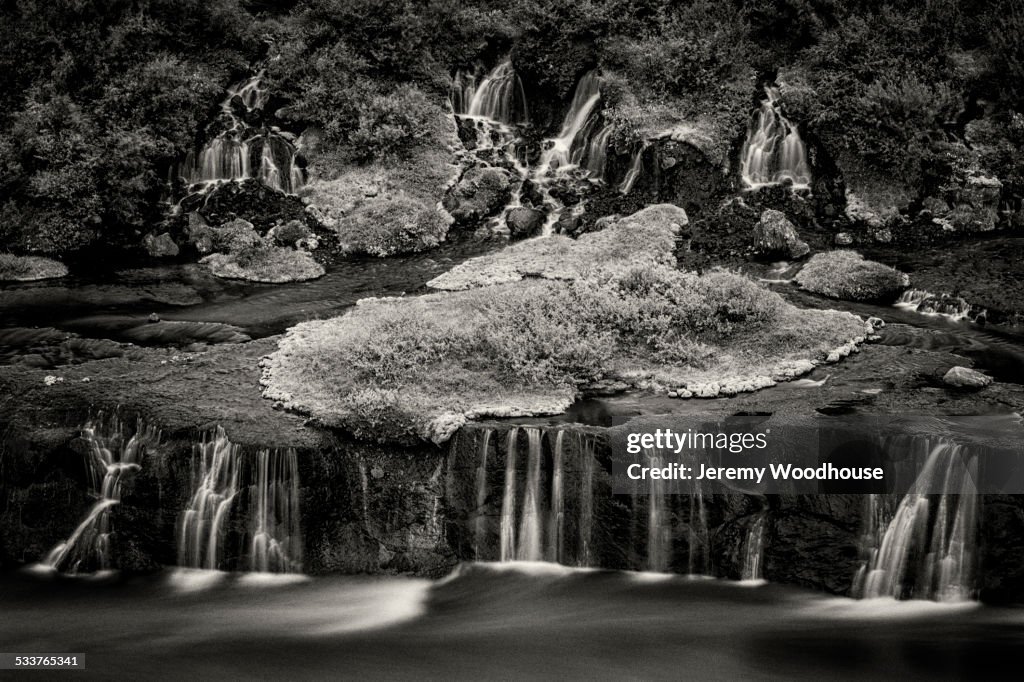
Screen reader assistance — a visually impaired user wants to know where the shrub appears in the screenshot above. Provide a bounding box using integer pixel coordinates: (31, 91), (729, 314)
(349, 85), (439, 162)
(201, 243), (325, 283)
(0, 253), (68, 281)
(337, 196), (451, 256)
(795, 251), (910, 302)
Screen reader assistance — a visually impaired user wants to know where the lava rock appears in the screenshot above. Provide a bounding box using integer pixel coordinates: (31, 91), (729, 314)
(445, 167), (514, 225)
(143, 232), (179, 258)
(753, 209), (810, 259)
(942, 366), (992, 389)
(506, 207), (545, 239)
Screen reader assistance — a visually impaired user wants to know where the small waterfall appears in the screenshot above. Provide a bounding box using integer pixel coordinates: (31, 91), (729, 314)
(184, 71), (304, 195)
(618, 141), (649, 194)
(579, 434), (595, 567)
(687, 479), (710, 575)
(741, 515), (767, 580)
(499, 427), (519, 561)
(895, 289), (976, 321)
(44, 416), (159, 573)
(584, 124), (614, 178)
(178, 427), (242, 570)
(646, 449), (671, 571)
(177, 427), (303, 573)
(739, 86), (811, 190)
(457, 60), (529, 124)
(474, 428), (493, 557)
(516, 428), (544, 561)
(546, 431), (565, 563)
(248, 448), (303, 573)
(537, 71), (603, 176)
(854, 439), (979, 601)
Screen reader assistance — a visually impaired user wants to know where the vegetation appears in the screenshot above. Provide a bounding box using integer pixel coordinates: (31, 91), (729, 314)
(0, 254), (68, 281)
(264, 205), (865, 443)
(795, 251), (910, 302)
(201, 243), (324, 283)
(336, 196), (451, 257)
(1, 1), (1019, 255)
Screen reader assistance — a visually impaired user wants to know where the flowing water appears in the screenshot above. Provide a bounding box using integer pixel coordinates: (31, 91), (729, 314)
(3, 563), (1021, 680)
(42, 416), (160, 574)
(182, 71), (304, 195)
(742, 515), (767, 581)
(739, 86), (811, 190)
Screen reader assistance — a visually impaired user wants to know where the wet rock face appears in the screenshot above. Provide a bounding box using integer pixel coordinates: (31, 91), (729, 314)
(444, 167), (515, 225)
(923, 175), (1003, 233)
(143, 232), (179, 258)
(753, 209), (810, 259)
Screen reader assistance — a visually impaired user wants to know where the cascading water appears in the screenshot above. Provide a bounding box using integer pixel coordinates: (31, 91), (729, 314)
(474, 428), (493, 556)
(618, 141), (650, 195)
(499, 427), (519, 562)
(516, 428), (545, 561)
(184, 71), (304, 195)
(248, 448), (303, 573)
(741, 515), (767, 581)
(646, 449), (671, 571)
(178, 427), (242, 570)
(44, 416), (159, 573)
(546, 431), (566, 564)
(739, 86), (811, 190)
(895, 289), (978, 321)
(177, 426), (303, 573)
(453, 61), (529, 124)
(853, 438), (979, 601)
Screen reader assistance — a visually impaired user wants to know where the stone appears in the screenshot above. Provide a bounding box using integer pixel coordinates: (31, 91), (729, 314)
(942, 366), (992, 389)
(950, 175), (1002, 232)
(835, 232), (854, 246)
(148, 313), (160, 323)
(753, 209), (810, 259)
(143, 232), (179, 258)
(506, 207), (545, 239)
(444, 167), (514, 224)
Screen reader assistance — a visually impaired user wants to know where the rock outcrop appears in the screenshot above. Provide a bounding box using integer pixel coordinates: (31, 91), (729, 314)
(752, 209), (810, 259)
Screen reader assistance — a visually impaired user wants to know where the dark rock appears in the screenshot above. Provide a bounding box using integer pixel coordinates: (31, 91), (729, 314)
(143, 232), (179, 258)
(446, 167), (514, 225)
(506, 207), (545, 239)
(753, 209), (810, 259)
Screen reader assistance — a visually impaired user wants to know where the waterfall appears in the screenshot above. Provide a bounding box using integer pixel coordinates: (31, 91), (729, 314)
(185, 71), (304, 195)
(474, 428), (493, 557)
(895, 289), (975, 321)
(499, 427), (519, 561)
(739, 86), (811, 190)
(177, 427), (303, 573)
(517, 428), (544, 561)
(687, 479), (710, 575)
(453, 60), (529, 124)
(584, 124), (614, 178)
(618, 141), (649, 194)
(579, 434), (595, 567)
(647, 449), (671, 571)
(248, 448), (303, 573)
(546, 431), (565, 563)
(44, 416), (159, 573)
(537, 70), (603, 176)
(854, 439), (979, 601)
(178, 427), (242, 570)
(741, 515), (767, 581)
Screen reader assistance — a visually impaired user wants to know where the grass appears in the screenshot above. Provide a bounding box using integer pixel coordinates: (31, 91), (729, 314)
(264, 205), (866, 444)
(795, 251), (910, 302)
(201, 244), (324, 283)
(336, 195), (450, 257)
(0, 254), (68, 281)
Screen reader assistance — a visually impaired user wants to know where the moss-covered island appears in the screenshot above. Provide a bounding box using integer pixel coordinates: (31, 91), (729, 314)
(262, 205), (868, 443)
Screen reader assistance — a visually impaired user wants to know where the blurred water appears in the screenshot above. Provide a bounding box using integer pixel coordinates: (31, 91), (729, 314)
(2, 563), (1021, 680)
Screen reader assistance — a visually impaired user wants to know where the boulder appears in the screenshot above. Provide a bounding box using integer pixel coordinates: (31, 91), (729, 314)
(143, 232), (179, 258)
(942, 366), (992, 389)
(187, 216), (261, 255)
(444, 167), (514, 224)
(267, 219), (312, 247)
(506, 207), (545, 239)
(753, 209), (810, 259)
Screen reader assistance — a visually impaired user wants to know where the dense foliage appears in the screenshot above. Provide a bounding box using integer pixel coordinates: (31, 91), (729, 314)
(1, 0), (1021, 254)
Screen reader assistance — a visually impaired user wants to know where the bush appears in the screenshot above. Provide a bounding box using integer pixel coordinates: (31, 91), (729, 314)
(795, 251), (910, 302)
(0, 253), (68, 281)
(337, 196), (451, 256)
(201, 242), (325, 283)
(349, 85), (439, 162)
